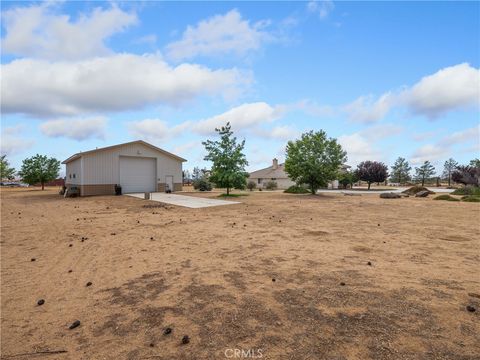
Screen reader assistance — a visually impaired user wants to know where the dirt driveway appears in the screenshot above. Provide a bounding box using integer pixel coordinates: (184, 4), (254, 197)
(1, 188), (479, 359)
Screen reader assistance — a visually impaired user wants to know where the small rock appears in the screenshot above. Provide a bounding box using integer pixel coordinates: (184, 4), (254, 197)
(367, 261), (372, 266)
(380, 192), (401, 199)
(415, 190), (431, 198)
(31, 258), (36, 262)
(37, 299), (45, 306)
(466, 305), (476, 312)
(69, 320), (81, 329)
(377, 224), (380, 226)
(340, 282), (346, 286)
(181, 335), (190, 344)
(150, 237), (154, 240)
(272, 278), (276, 282)
(86, 282), (92, 287)
(149, 343), (154, 347)
(69, 244), (73, 247)
(68, 270), (72, 273)
(111, 233), (116, 236)
(163, 327), (172, 335)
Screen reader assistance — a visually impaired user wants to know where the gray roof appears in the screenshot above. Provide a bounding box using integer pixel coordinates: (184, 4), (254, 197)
(249, 163), (289, 179)
(249, 163), (351, 179)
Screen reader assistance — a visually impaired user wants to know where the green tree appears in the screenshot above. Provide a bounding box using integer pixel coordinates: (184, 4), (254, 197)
(469, 158), (480, 168)
(202, 122), (248, 195)
(442, 158), (458, 187)
(415, 160), (436, 186)
(355, 161), (389, 190)
(18, 154), (60, 190)
(0, 155), (16, 180)
(338, 171), (358, 189)
(390, 157), (411, 184)
(285, 130), (346, 194)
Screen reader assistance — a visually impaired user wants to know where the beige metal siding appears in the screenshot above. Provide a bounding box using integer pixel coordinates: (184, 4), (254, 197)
(81, 142), (183, 186)
(65, 158), (82, 185)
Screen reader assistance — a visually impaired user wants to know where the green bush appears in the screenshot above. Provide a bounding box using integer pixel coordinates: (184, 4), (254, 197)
(461, 195), (480, 202)
(192, 178), (212, 191)
(265, 181), (278, 190)
(451, 186), (480, 196)
(247, 181), (257, 191)
(284, 185), (310, 194)
(433, 194), (459, 201)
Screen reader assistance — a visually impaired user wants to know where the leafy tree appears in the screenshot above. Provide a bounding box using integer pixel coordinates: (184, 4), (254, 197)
(452, 165), (479, 186)
(355, 161), (389, 190)
(18, 154), (60, 190)
(414, 160), (436, 186)
(390, 157), (411, 184)
(247, 180), (257, 191)
(338, 171), (358, 189)
(469, 158), (480, 168)
(285, 130), (346, 194)
(192, 178), (212, 191)
(0, 155), (16, 180)
(202, 122), (248, 195)
(442, 158), (458, 187)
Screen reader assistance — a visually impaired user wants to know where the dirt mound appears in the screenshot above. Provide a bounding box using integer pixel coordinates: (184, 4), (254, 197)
(402, 186), (434, 195)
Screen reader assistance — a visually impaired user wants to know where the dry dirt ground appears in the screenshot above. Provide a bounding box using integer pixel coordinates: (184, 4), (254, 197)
(1, 188), (479, 360)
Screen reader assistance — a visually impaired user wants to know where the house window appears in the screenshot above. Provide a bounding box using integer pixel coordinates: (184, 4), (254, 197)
(257, 178), (262, 184)
(69, 174), (71, 179)
(271, 178), (276, 180)
(73, 174), (76, 179)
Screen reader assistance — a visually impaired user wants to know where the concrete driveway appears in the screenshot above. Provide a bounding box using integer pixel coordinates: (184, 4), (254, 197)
(126, 192), (240, 208)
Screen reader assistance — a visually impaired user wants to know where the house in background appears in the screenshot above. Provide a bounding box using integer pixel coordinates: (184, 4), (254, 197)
(62, 140), (186, 196)
(249, 158), (350, 190)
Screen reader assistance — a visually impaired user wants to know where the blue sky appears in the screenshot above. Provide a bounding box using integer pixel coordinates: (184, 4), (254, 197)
(1, 1), (479, 176)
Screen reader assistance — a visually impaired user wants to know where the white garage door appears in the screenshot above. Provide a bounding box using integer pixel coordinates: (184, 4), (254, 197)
(119, 157), (156, 194)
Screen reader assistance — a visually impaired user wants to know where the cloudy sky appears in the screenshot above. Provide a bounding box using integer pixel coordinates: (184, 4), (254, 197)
(1, 1), (479, 175)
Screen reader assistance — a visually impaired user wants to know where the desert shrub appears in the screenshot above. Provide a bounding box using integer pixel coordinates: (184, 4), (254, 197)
(433, 194), (459, 202)
(461, 195), (480, 202)
(284, 185), (310, 194)
(192, 178), (212, 191)
(451, 186), (480, 196)
(402, 185), (434, 195)
(265, 181), (278, 190)
(247, 181), (257, 191)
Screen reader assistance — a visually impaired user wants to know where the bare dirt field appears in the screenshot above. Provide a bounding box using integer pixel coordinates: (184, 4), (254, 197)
(1, 188), (479, 359)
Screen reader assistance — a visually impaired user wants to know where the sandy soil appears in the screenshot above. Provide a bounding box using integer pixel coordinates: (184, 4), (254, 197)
(1, 187), (479, 360)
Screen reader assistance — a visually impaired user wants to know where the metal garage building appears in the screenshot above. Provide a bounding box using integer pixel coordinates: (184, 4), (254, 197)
(62, 140), (186, 196)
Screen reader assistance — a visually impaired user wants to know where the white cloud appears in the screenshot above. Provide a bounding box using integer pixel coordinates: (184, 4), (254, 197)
(344, 93), (394, 123)
(403, 63), (480, 118)
(1, 54), (252, 117)
(438, 125), (479, 147)
(410, 125), (479, 166)
(40, 117), (107, 141)
(338, 133), (383, 167)
(191, 102), (283, 135)
(254, 125), (300, 140)
(0, 136), (34, 156)
(1, 3), (137, 60)
(307, 1), (335, 19)
(165, 9), (273, 61)
(128, 119), (188, 141)
(410, 144), (448, 166)
(344, 63), (480, 123)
